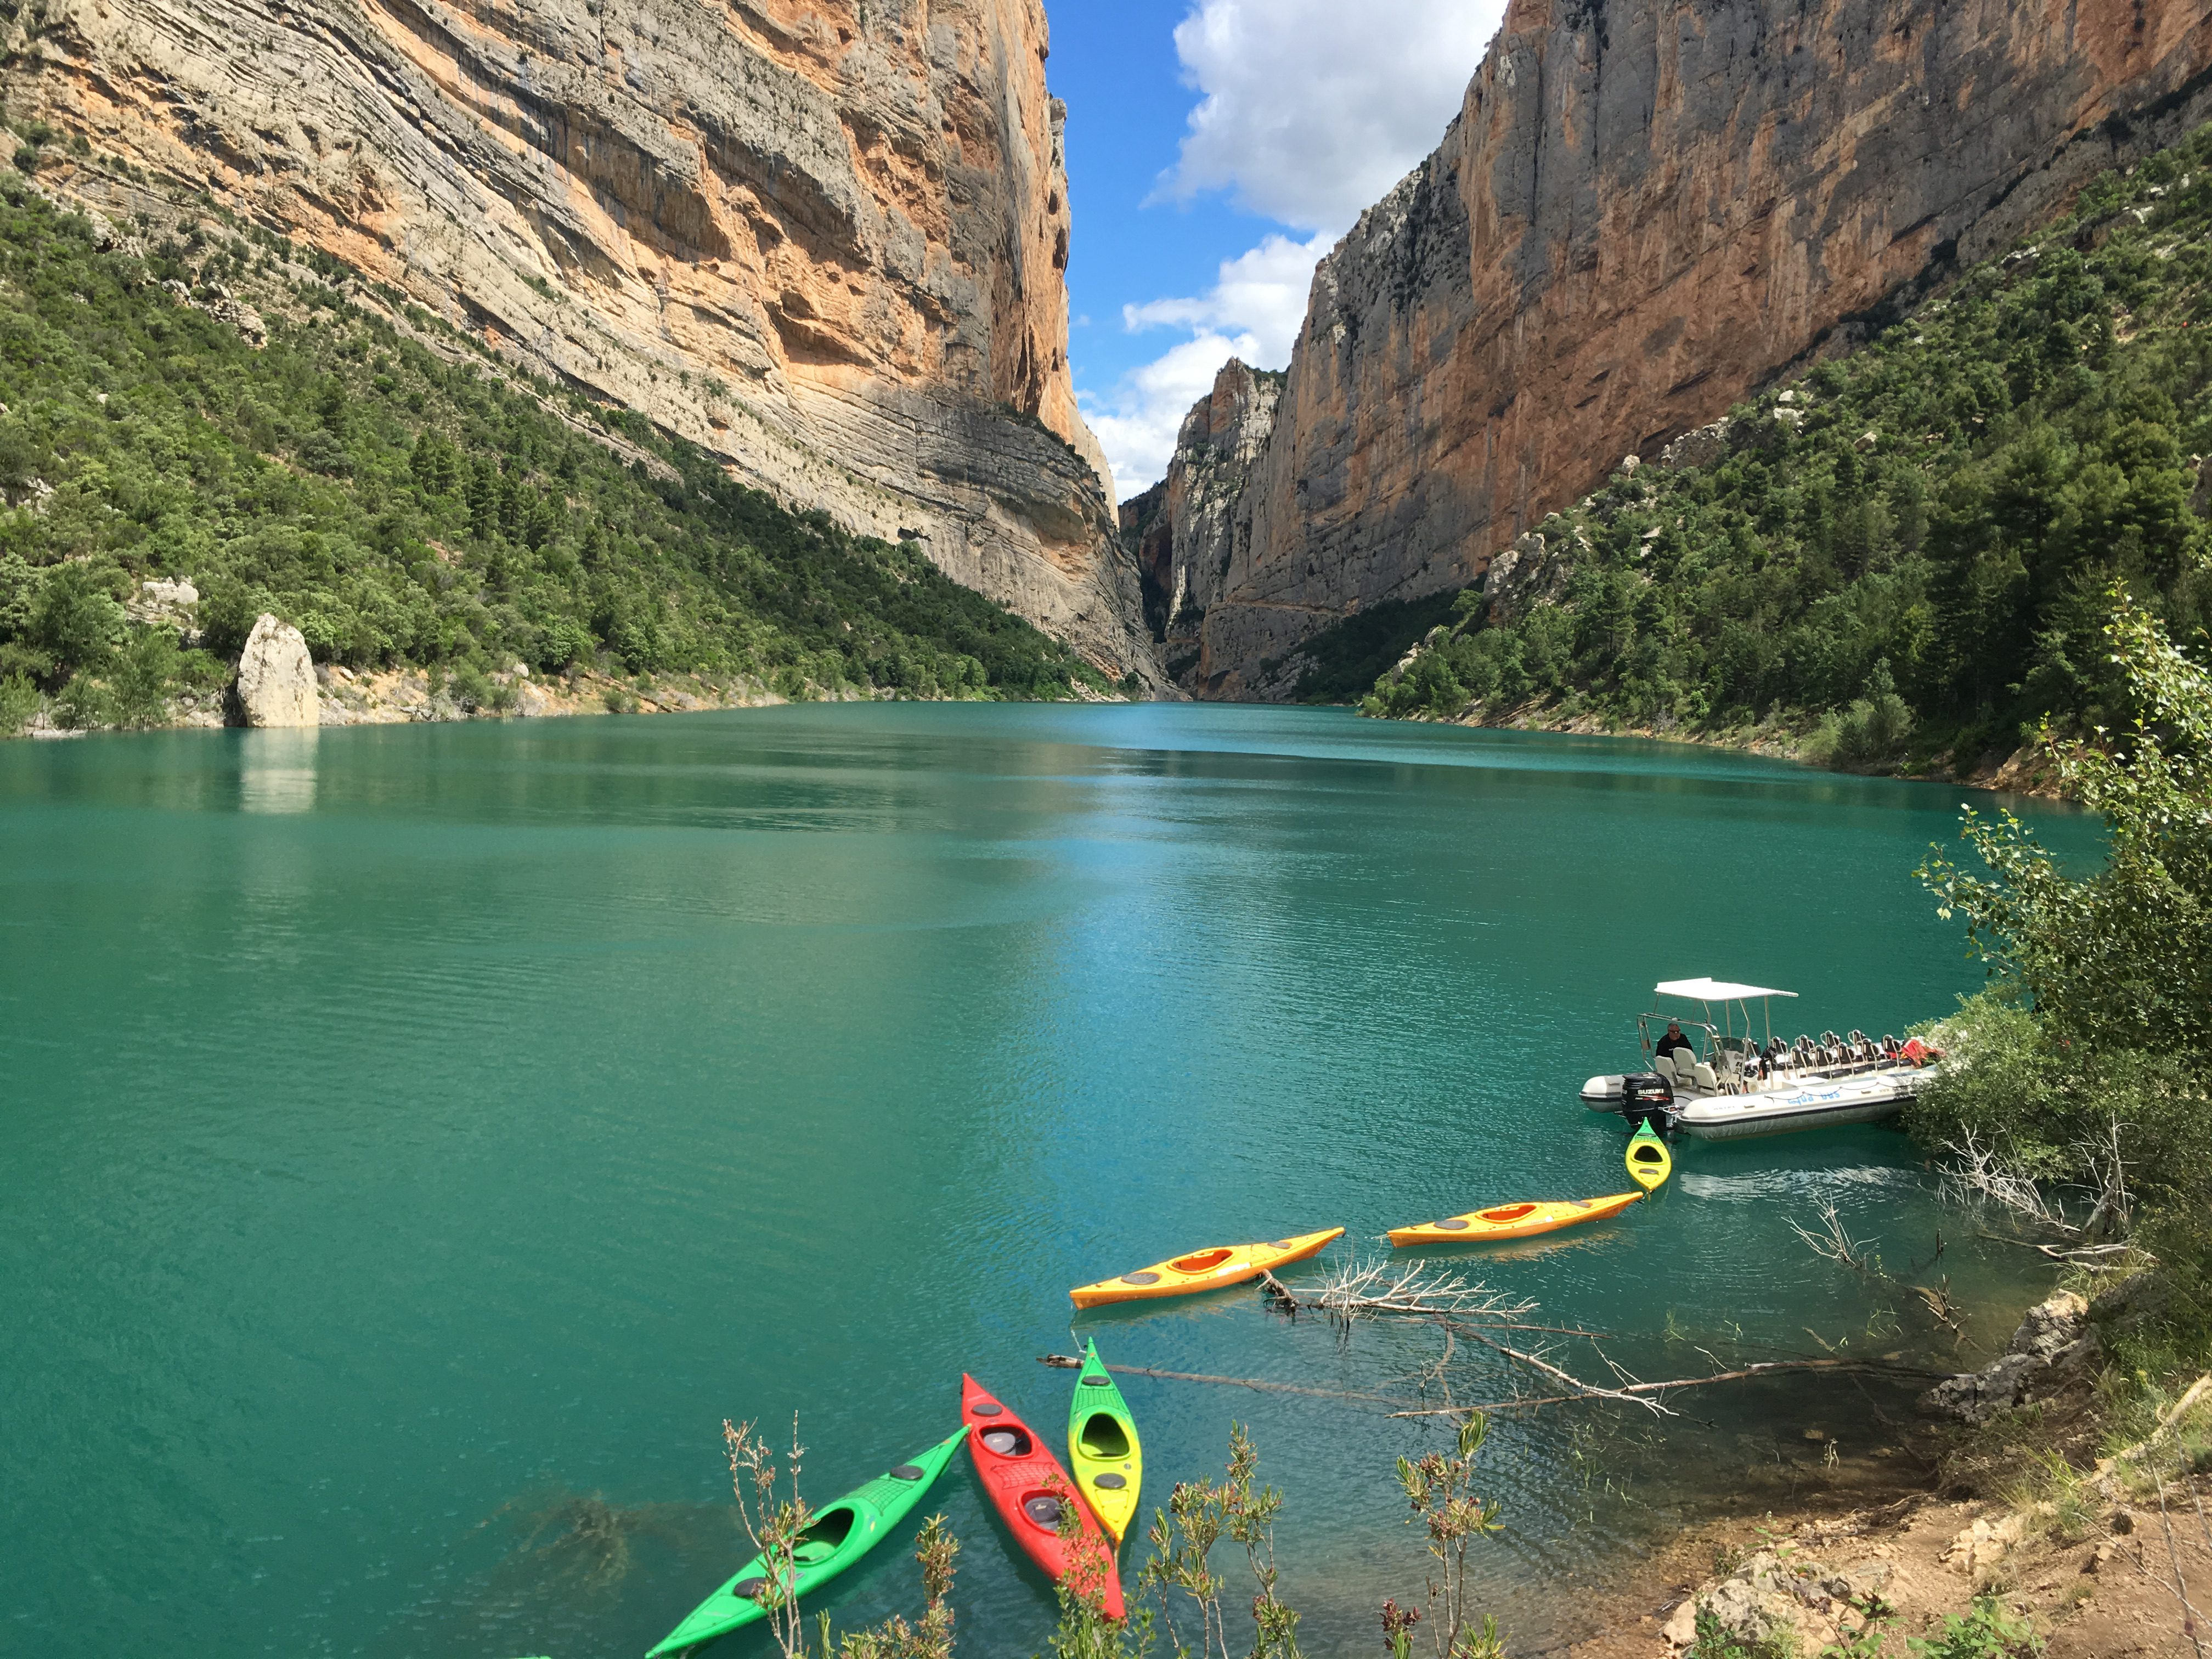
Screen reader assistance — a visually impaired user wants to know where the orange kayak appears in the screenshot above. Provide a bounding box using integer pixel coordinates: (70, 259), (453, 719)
(1070, 1227), (1344, 1308)
(1386, 1192), (1641, 1247)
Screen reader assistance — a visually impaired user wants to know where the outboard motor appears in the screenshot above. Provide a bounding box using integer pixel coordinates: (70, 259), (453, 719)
(1619, 1071), (1675, 1135)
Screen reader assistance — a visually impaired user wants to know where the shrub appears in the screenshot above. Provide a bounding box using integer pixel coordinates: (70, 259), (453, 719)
(0, 669), (38, 735)
(108, 627), (180, 729)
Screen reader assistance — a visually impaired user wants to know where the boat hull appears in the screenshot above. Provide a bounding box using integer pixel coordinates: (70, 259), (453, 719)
(1672, 1091), (1910, 1140)
(1587, 1064), (1939, 1139)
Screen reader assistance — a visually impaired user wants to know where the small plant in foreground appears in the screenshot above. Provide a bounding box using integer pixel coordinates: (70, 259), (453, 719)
(724, 1415), (817, 1659)
(838, 1515), (959, 1659)
(1686, 1607), (1798, 1659)
(1141, 1423), (1300, 1659)
(1904, 1595), (2040, 1659)
(1043, 1476), (1151, 1659)
(1394, 1412), (1506, 1659)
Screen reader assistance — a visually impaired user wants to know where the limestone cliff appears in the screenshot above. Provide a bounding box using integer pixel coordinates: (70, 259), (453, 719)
(1133, 358), (1279, 683)
(1, 0), (1158, 682)
(1162, 0), (2212, 697)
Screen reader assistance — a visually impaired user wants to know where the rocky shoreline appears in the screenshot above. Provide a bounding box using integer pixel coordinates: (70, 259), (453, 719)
(15, 602), (1128, 742)
(1560, 1280), (2205, 1658)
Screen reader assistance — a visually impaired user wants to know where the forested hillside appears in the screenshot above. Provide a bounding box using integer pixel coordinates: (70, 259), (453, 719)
(0, 173), (1113, 735)
(1358, 123), (2212, 775)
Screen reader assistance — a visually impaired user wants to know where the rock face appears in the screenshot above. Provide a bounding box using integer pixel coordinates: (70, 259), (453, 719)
(1154, 0), (2212, 696)
(1149, 359), (1281, 689)
(4, 0), (1155, 682)
(1923, 1290), (2100, 1424)
(235, 614), (320, 728)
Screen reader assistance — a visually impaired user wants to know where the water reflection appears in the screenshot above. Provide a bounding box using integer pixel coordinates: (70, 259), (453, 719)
(238, 728), (319, 813)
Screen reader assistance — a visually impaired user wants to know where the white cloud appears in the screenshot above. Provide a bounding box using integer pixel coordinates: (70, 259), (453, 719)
(1121, 233), (1325, 365)
(1161, 0), (1506, 234)
(1084, 0), (1501, 494)
(1083, 234), (1327, 496)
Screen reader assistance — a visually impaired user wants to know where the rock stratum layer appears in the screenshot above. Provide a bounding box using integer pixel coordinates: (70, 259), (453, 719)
(1153, 0), (2212, 697)
(3, 0), (1157, 682)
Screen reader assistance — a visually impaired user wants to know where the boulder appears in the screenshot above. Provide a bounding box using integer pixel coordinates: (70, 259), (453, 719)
(1923, 1290), (2097, 1423)
(1660, 420), (1733, 471)
(234, 614), (319, 727)
(128, 578), (200, 637)
(1664, 1549), (1841, 1654)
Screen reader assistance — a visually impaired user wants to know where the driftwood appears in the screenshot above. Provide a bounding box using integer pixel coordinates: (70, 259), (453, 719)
(1383, 1357), (1942, 1418)
(1043, 1256), (1950, 1424)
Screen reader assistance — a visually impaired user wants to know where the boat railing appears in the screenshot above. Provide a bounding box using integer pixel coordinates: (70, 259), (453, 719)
(1640, 1015), (1927, 1097)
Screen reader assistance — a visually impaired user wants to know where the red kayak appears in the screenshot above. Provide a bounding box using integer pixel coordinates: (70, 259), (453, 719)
(961, 1373), (1125, 1620)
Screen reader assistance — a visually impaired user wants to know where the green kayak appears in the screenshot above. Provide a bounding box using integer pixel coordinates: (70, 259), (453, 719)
(646, 1426), (966, 1657)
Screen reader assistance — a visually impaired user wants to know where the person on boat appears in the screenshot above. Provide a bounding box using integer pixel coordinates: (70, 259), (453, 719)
(1655, 1022), (1695, 1063)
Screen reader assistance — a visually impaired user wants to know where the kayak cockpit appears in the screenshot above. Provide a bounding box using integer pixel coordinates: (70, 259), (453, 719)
(794, 1506), (857, 1562)
(1079, 1413), (1131, 1460)
(1170, 1248), (1234, 1273)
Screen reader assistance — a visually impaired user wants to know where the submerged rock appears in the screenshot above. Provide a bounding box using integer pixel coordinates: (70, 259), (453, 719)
(235, 614), (319, 728)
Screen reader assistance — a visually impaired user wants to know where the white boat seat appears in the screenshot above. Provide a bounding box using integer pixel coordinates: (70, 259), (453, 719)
(1653, 1053), (1676, 1084)
(1694, 1062), (1720, 1091)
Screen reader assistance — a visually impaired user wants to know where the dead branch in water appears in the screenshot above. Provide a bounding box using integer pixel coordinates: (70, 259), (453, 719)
(1384, 1356), (1942, 1418)
(1048, 1257), (1948, 1422)
(1787, 1198), (1880, 1273)
(1450, 1324), (1674, 1417)
(1257, 1261), (1600, 1336)
(1938, 1129), (2072, 1231)
(1034, 1355), (1394, 1405)
(1911, 1276), (1969, 1344)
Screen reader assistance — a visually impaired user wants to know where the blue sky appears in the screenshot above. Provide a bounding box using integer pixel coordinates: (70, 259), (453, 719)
(1044, 0), (1506, 498)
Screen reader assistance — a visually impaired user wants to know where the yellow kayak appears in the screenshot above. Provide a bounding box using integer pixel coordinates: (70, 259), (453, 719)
(1070, 1227), (1345, 1308)
(1068, 1340), (1141, 1546)
(1387, 1191), (1642, 1246)
(1627, 1125), (1672, 1191)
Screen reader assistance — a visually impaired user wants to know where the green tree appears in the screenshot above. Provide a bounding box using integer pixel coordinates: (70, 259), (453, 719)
(108, 627), (180, 728)
(30, 563), (125, 682)
(1916, 591), (2212, 1280)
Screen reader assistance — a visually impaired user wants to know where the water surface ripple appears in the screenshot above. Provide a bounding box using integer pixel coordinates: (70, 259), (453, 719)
(0, 706), (2093, 1657)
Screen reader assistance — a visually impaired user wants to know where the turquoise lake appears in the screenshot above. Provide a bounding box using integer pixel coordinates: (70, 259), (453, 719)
(0, 705), (2096, 1657)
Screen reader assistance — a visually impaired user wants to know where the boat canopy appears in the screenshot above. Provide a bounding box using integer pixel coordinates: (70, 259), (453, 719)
(1654, 978), (1798, 1001)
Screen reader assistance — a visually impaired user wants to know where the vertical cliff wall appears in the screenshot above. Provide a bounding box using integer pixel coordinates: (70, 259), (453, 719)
(1167, 0), (2212, 697)
(1, 0), (1158, 681)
